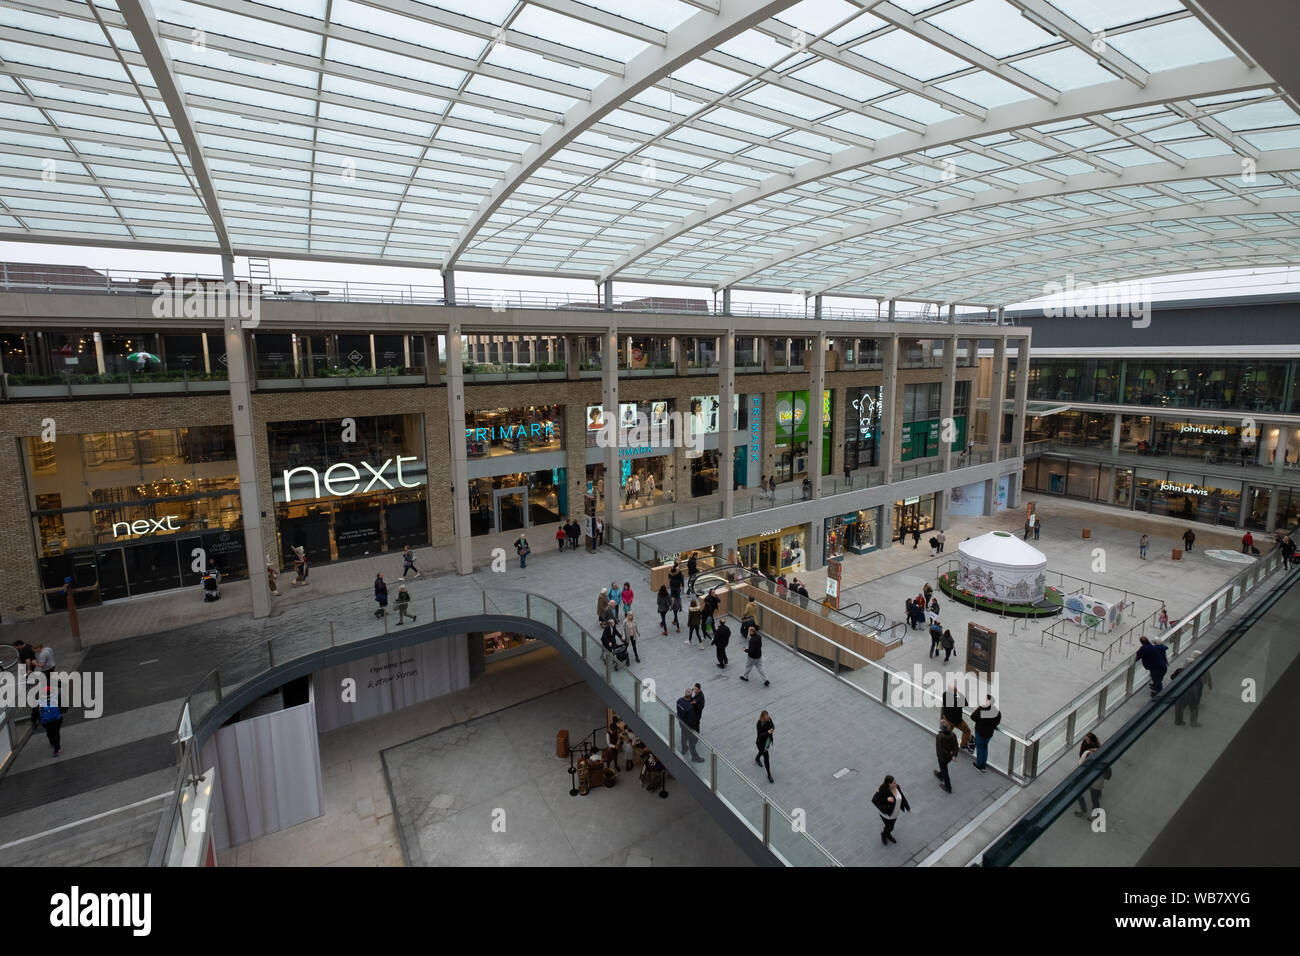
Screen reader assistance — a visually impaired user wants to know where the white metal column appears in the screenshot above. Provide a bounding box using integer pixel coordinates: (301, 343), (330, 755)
(445, 323), (473, 574)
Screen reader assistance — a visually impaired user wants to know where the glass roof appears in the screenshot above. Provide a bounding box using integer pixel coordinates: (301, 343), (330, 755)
(0, 0), (1296, 301)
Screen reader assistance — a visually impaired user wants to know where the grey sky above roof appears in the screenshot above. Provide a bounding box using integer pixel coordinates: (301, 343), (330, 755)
(0, 0), (1297, 306)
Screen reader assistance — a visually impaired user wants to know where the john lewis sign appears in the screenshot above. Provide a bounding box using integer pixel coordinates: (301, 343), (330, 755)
(282, 456), (423, 502)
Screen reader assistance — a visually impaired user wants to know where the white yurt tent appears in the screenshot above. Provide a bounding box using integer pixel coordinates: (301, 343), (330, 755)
(957, 531), (1048, 603)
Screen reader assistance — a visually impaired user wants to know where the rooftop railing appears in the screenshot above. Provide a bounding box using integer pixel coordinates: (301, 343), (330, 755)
(1, 266), (976, 324)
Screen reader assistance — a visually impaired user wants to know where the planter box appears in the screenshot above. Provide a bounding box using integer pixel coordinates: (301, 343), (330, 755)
(188, 381), (230, 392)
(69, 383), (127, 396)
(7, 385), (71, 399)
(132, 382), (185, 394)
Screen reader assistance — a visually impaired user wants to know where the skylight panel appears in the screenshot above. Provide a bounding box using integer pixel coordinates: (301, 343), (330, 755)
(1106, 18), (1234, 71)
(935, 72), (1034, 110)
(793, 59), (894, 100)
(852, 30), (971, 82)
(928, 0), (1059, 59)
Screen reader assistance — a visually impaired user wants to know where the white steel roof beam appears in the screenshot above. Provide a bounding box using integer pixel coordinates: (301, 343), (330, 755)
(1006, 0), (1151, 87)
(116, 0), (231, 252)
(603, 58), (1271, 283)
(442, 0), (804, 269)
(721, 149), (1300, 291)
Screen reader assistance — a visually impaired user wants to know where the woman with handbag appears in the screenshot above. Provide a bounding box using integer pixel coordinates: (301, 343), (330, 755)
(872, 775), (910, 845)
(656, 585), (671, 635)
(755, 711), (775, 784)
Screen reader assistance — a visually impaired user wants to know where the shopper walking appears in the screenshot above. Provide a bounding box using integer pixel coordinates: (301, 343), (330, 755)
(1139, 533), (1150, 560)
(911, 527), (921, 549)
(1136, 635), (1169, 696)
(394, 584), (417, 625)
(843, 463), (852, 488)
(555, 525), (567, 551)
(293, 544), (309, 585)
(657, 585), (671, 635)
(623, 613), (641, 664)
(1182, 528), (1195, 552)
(940, 628), (956, 663)
(621, 581), (634, 618)
(942, 684), (974, 753)
(1157, 605), (1169, 631)
(566, 519), (579, 551)
(686, 552), (699, 595)
(668, 563), (684, 603)
(373, 573), (388, 619)
(928, 621), (943, 659)
(934, 718), (958, 792)
(970, 695), (1001, 773)
(686, 599), (703, 646)
(755, 711), (775, 783)
(400, 544), (423, 578)
(692, 683), (705, 727)
(594, 516), (604, 549)
(712, 618), (731, 668)
(670, 589), (682, 634)
(936, 531), (945, 554)
(607, 582), (621, 622)
(700, 588), (719, 638)
(33, 643), (55, 681)
(872, 775), (910, 845)
(1024, 517), (1032, 540)
(739, 626), (770, 685)
(514, 532), (530, 569)
(601, 619), (623, 672)
(1034, 517), (1042, 540)
(34, 693), (63, 757)
(1073, 733), (1107, 817)
(597, 589), (610, 627)
(676, 688), (704, 762)
(1172, 650), (1211, 727)
(1242, 530), (1254, 554)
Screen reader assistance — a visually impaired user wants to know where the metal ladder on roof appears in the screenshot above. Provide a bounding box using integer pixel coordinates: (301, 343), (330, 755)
(247, 257), (272, 290)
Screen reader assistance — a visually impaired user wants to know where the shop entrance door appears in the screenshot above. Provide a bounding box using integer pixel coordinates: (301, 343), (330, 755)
(95, 547), (129, 601)
(494, 486), (528, 532)
(759, 537), (781, 576)
(894, 503), (916, 542)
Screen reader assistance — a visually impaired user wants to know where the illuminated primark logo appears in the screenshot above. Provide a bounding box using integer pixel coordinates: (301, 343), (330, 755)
(466, 422), (554, 442)
(151, 279), (261, 327)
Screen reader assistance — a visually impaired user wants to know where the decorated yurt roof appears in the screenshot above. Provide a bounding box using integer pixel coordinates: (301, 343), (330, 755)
(958, 531), (1047, 569)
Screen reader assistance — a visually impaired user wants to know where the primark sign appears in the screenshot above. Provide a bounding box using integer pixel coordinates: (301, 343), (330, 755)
(279, 456), (426, 503)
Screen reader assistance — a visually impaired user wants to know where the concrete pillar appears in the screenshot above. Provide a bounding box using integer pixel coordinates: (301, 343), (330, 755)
(720, 327), (735, 517)
(722, 288), (732, 315)
(603, 279), (613, 311)
(222, 256), (271, 619)
(808, 332), (826, 498)
(444, 322), (473, 574)
(829, 385), (846, 478)
(814, 294), (823, 320)
(948, 303), (957, 325)
(939, 334), (957, 472)
(565, 334), (580, 380)
(424, 333), (441, 385)
(997, 306), (1005, 325)
(1264, 484), (1280, 531)
(442, 269), (456, 306)
(989, 337), (1007, 462)
(1111, 412), (1122, 456)
(762, 336), (775, 373)
(1273, 423), (1288, 475)
(675, 336), (689, 376)
(879, 335), (899, 484)
(1011, 336), (1030, 458)
(602, 326), (620, 530)
(887, 300), (896, 322)
(982, 477), (997, 517)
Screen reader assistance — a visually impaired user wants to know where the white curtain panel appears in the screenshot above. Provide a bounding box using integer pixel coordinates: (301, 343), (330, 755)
(313, 635), (471, 733)
(201, 700), (325, 850)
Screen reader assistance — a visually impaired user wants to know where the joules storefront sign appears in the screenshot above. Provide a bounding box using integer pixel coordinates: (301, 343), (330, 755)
(282, 456), (423, 502)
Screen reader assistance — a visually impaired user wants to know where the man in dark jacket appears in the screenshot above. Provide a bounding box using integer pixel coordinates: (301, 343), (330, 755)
(934, 719), (958, 792)
(1136, 636), (1169, 696)
(701, 589), (720, 638)
(1172, 650), (1212, 726)
(941, 685), (973, 753)
(373, 573), (388, 618)
(739, 626), (769, 685)
(676, 688), (704, 762)
(668, 564), (684, 602)
(692, 684), (705, 724)
(686, 552), (699, 594)
(712, 619), (731, 668)
(970, 696), (1002, 772)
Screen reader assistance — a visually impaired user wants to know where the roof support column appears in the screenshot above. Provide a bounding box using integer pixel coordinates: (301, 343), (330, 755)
(442, 269), (456, 307)
(880, 334), (899, 486)
(948, 303), (957, 325)
(989, 337), (1007, 463)
(222, 254), (270, 619)
(720, 327), (735, 518)
(603, 325), (620, 532)
(939, 334), (957, 474)
(807, 332), (826, 500)
(814, 294), (823, 320)
(888, 300), (896, 322)
(444, 321), (473, 574)
(603, 279), (614, 311)
(1012, 336), (1031, 459)
(722, 288), (732, 316)
(997, 306), (1005, 326)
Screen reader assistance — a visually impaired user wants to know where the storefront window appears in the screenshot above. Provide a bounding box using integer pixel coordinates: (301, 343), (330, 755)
(1134, 475), (1240, 526)
(269, 415), (428, 564)
(739, 525), (807, 577)
(894, 495), (936, 541)
(775, 389), (831, 481)
(823, 508), (879, 563)
(466, 405), (563, 458)
(483, 631), (540, 659)
(844, 386), (880, 470)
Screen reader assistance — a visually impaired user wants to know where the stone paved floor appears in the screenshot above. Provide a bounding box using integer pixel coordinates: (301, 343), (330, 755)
(383, 681), (753, 868)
